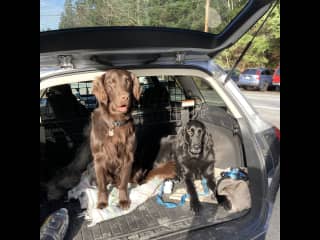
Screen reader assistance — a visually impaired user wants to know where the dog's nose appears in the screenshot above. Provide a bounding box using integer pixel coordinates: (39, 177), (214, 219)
(121, 94), (129, 101)
(193, 144), (200, 150)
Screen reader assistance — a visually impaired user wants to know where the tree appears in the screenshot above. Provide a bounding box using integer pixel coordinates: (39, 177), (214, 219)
(58, 0), (249, 33)
(215, 2), (280, 70)
(60, 0), (76, 29)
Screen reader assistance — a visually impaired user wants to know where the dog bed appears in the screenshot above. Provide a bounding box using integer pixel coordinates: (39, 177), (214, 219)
(67, 168), (163, 227)
(68, 167), (251, 227)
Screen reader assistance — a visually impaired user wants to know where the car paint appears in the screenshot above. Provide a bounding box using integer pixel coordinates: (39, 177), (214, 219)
(272, 66), (280, 86)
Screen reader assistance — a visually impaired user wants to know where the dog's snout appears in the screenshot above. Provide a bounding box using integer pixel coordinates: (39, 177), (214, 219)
(121, 94), (129, 101)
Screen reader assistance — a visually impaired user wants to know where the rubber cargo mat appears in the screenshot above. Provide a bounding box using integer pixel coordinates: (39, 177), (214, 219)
(64, 196), (248, 240)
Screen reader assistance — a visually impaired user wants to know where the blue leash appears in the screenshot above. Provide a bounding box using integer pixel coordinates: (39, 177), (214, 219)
(221, 168), (248, 181)
(156, 168), (248, 208)
(156, 178), (209, 208)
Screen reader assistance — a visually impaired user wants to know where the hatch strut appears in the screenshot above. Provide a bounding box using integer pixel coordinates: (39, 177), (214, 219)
(223, 0), (279, 85)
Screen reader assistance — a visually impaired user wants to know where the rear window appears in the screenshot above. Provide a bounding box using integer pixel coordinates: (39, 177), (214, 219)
(40, 0), (249, 34)
(261, 69), (273, 75)
(40, 76), (188, 124)
(192, 77), (226, 108)
(242, 69), (258, 75)
(276, 67), (280, 75)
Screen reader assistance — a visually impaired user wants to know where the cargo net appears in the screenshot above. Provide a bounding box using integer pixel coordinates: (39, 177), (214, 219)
(40, 77), (199, 142)
(133, 76), (189, 126)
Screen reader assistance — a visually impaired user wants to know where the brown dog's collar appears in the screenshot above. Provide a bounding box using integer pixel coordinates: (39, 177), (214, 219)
(105, 117), (133, 136)
(111, 118), (133, 127)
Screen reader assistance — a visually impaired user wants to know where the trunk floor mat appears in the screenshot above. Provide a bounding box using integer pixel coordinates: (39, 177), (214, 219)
(57, 196), (248, 240)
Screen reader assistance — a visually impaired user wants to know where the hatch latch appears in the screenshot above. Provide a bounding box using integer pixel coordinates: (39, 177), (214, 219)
(176, 52), (186, 64)
(57, 55), (74, 69)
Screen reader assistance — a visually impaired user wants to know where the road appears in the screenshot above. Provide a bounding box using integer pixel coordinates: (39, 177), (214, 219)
(242, 90), (280, 128)
(242, 90), (280, 240)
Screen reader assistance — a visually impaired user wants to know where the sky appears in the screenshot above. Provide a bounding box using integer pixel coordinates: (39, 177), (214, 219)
(40, 0), (65, 31)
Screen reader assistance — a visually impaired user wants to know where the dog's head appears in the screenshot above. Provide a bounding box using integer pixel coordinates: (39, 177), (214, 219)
(92, 69), (141, 114)
(178, 120), (213, 157)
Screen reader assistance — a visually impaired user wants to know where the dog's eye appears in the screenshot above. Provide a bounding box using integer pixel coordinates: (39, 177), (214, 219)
(187, 128), (194, 136)
(125, 77), (131, 85)
(107, 79), (116, 86)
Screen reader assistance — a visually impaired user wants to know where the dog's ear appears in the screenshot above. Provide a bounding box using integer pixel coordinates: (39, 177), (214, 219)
(92, 73), (108, 105)
(203, 130), (214, 155)
(177, 126), (187, 148)
(130, 72), (141, 102)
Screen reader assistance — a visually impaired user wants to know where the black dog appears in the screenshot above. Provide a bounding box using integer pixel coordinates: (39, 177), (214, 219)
(146, 120), (216, 213)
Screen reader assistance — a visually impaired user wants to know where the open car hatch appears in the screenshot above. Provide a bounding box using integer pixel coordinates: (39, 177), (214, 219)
(40, 0), (276, 70)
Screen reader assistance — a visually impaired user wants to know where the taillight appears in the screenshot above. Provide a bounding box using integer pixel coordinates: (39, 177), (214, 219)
(274, 126), (280, 141)
(256, 70), (260, 80)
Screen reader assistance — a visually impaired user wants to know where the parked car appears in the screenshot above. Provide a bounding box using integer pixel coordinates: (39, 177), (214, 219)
(238, 67), (274, 91)
(40, 0), (279, 239)
(225, 69), (240, 83)
(272, 65), (280, 91)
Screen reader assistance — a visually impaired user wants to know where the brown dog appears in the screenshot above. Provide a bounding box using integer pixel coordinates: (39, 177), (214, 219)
(90, 69), (141, 210)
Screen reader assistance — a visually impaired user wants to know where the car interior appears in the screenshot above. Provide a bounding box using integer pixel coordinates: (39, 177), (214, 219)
(40, 74), (249, 239)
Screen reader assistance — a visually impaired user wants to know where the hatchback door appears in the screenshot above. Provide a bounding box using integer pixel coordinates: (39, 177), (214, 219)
(41, 0), (277, 71)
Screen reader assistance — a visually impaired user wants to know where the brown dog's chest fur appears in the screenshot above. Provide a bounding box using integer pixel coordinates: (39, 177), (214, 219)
(91, 113), (135, 186)
(91, 110), (135, 169)
(102, 124), (135, 159)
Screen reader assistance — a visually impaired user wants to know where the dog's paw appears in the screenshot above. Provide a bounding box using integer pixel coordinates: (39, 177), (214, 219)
(97, 192), (108, 209)
(217, 195), (232, 211)
(221, 199), (232, 211)
(97, 201), (108, 209)
(190, 200), (201, 215)
(119, 200), (131, 210)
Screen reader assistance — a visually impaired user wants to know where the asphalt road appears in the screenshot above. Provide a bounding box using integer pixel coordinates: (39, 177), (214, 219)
(242, 89), (280, 240)
(242, 90), (280, 128)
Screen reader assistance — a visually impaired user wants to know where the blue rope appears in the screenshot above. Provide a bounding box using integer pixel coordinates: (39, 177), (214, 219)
(156, 177), (210, 208)
(155, 168), (248, 208)
(221, 168), (248, 181)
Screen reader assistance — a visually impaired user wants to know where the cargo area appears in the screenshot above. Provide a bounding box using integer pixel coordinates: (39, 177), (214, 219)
(40, 75), (250, 240)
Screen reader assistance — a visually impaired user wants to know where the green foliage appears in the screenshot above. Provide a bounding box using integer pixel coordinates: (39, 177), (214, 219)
(215, 2), (280, 70)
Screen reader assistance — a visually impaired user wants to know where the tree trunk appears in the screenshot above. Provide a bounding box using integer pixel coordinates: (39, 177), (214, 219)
(204, 0), (210, 32)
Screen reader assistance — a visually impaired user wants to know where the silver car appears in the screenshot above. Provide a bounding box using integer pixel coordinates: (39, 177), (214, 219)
(40, 0), (279, 239)
(238, 68), (274, 91)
